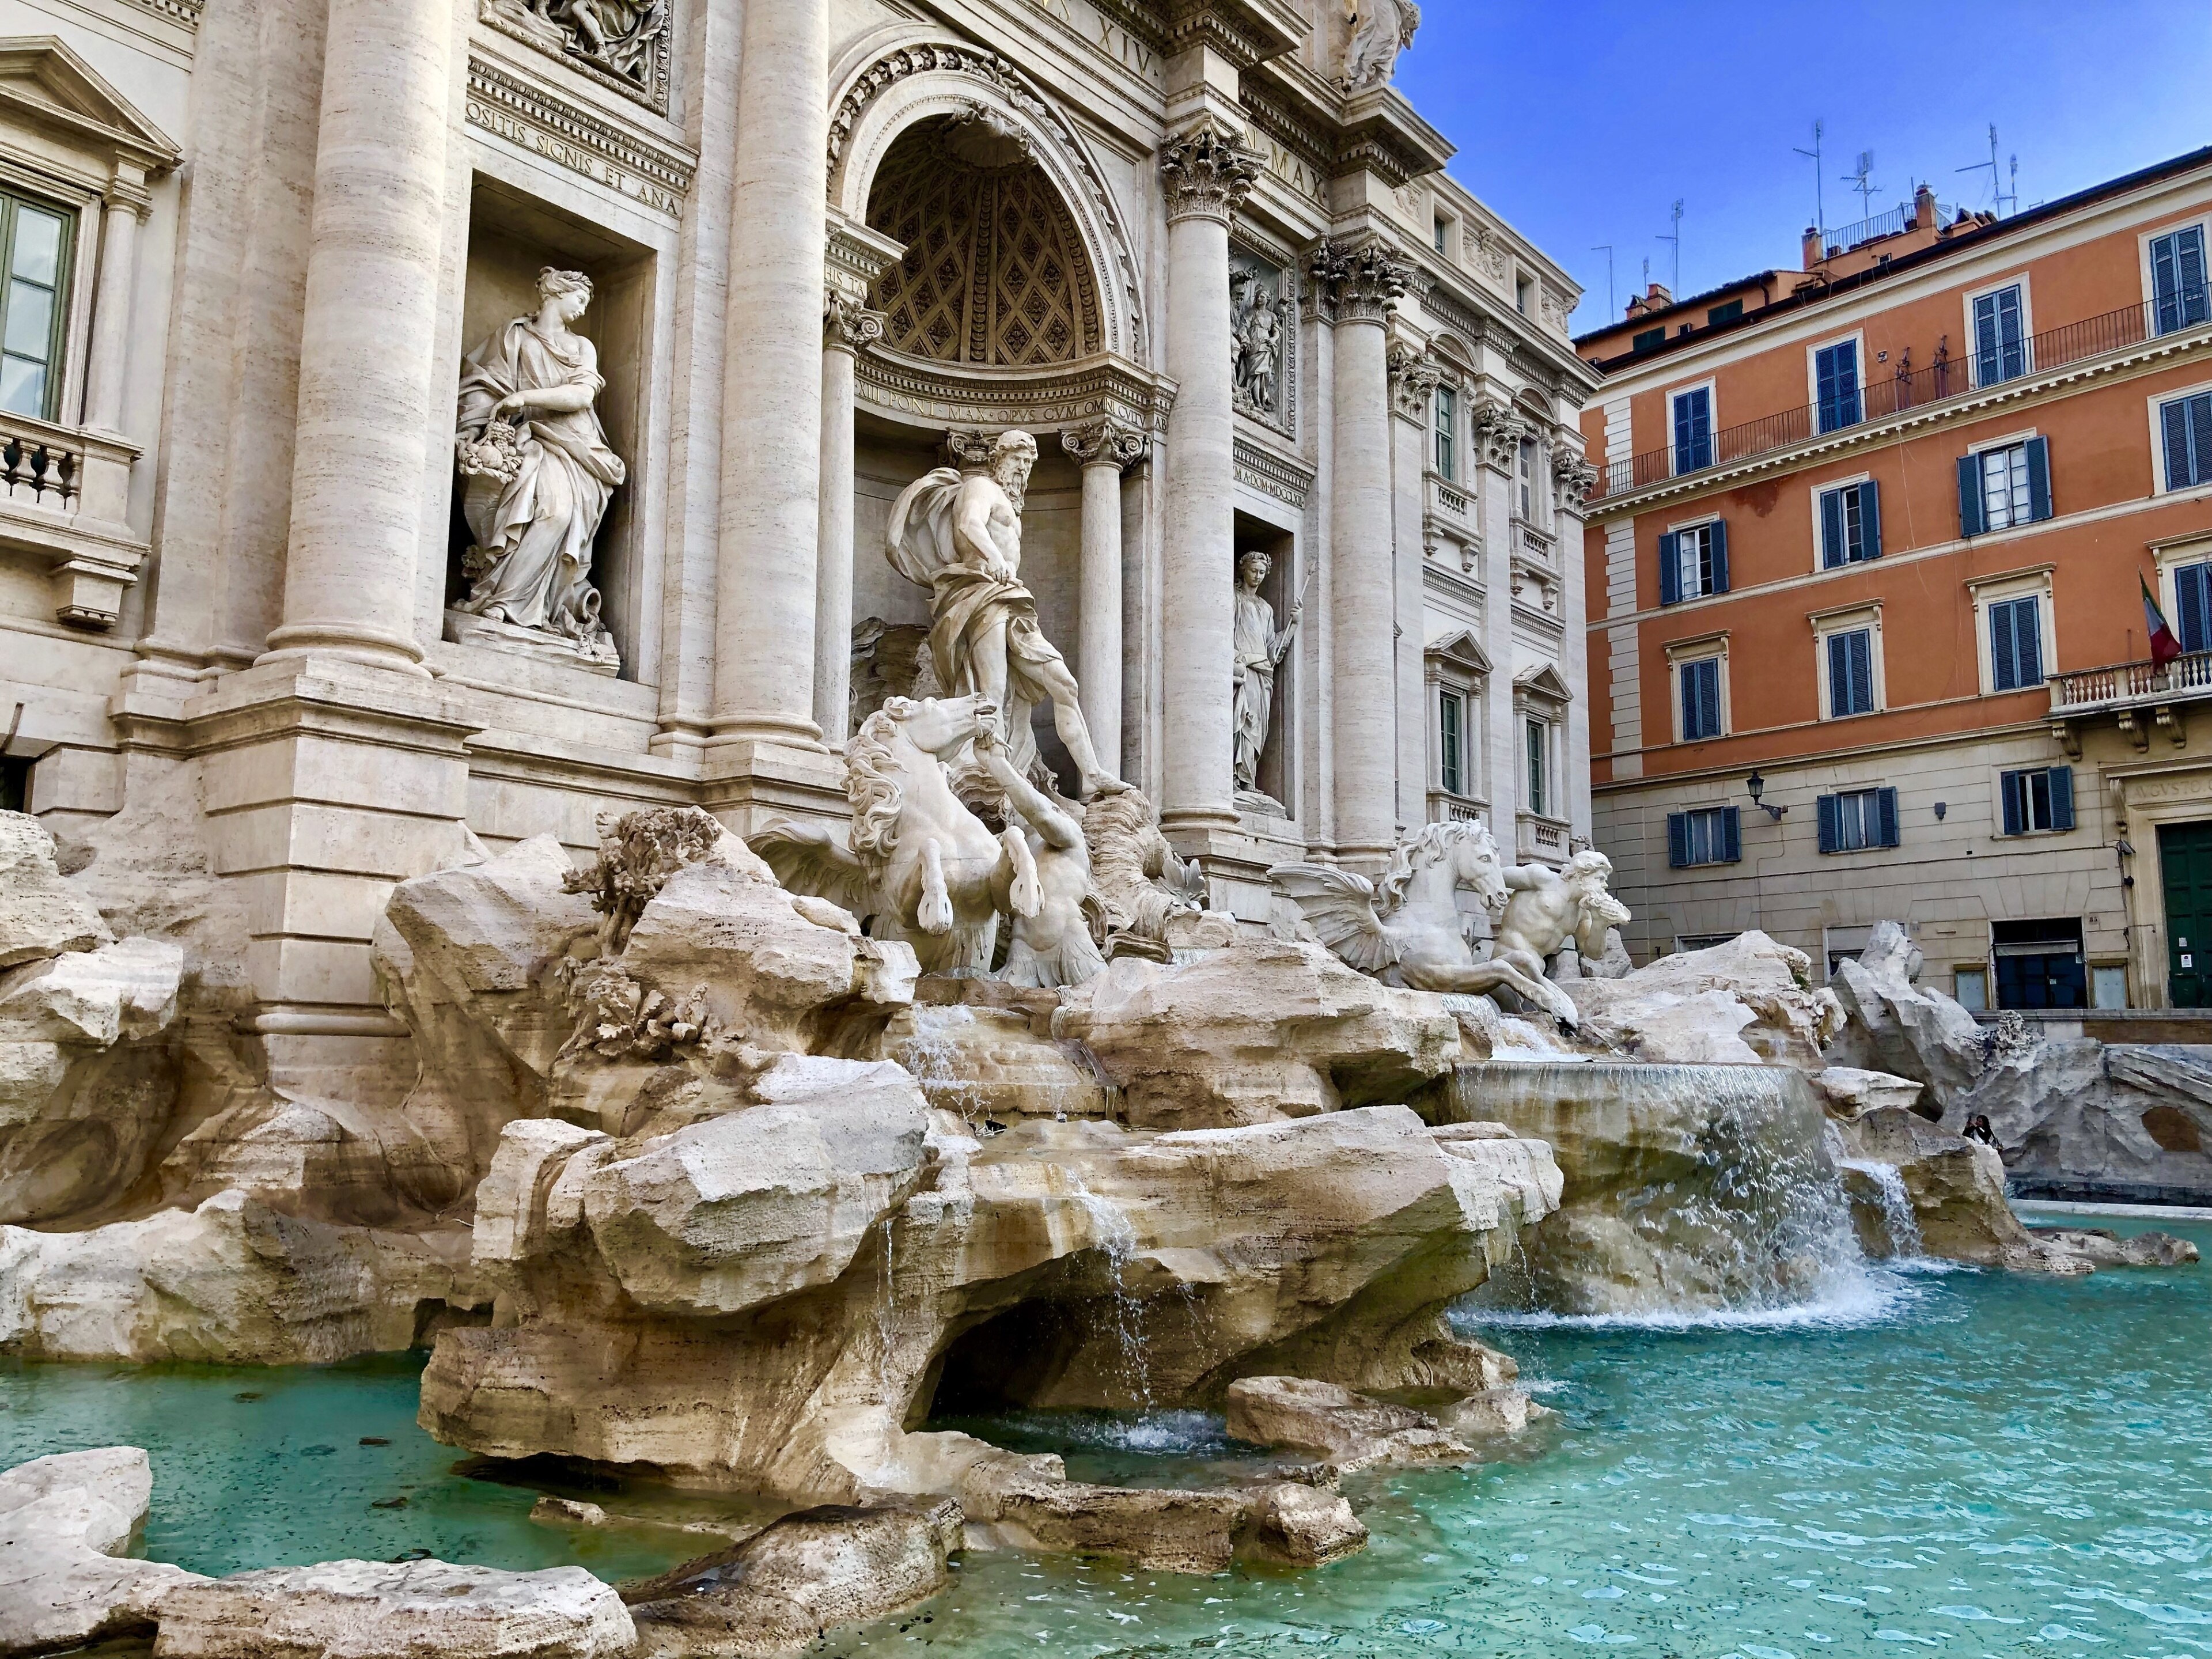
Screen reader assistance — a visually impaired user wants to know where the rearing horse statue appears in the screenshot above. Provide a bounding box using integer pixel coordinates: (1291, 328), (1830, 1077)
(753, 695), (1040, 976)
(1270, 820), (1581, 1025)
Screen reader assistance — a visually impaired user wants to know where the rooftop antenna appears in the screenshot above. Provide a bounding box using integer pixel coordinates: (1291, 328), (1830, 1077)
(1843, 150), (1881, 221)
(1793, 118), (1827, 238)
(1591, 244), (1615, 317)
(1659, 199), (1683, 293)
(1957, 124), (2015, 215)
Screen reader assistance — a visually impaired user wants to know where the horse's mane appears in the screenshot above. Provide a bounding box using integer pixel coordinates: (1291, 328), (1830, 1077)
(846, 702), (910, 869)
(1375, 819), (1489, 915)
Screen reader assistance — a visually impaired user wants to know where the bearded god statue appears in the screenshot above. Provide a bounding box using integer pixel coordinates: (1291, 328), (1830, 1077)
(452, 267), (624, 672)
(886, 431), (1128, 801)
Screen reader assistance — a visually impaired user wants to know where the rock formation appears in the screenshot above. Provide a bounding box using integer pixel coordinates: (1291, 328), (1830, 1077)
(1561, 931), (1843, 1066)
(0, 1447), (202, 1654)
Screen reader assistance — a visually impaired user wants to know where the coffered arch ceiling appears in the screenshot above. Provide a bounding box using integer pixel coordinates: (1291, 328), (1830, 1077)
(865, 115), (1103, 370)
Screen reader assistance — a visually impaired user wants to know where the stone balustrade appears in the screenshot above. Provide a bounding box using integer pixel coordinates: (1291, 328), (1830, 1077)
(0, 409), (146, 630)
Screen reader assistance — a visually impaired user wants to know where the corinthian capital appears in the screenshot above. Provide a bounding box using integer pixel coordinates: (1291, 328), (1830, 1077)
(1063, 418), (1147, 471)
(1308, 238), (1409, 326)
(1387, 341), (1445, 422)
(1471, 393), (1529, 472)
(1160, 126), (1262, 226)
(1552, 446), (1600, 508)
(823, 290), (887, 354)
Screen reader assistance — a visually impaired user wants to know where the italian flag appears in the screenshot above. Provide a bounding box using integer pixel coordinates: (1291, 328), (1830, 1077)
(2145, 575), (2183, 666)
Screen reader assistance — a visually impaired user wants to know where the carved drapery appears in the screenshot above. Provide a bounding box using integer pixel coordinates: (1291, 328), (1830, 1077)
(1160, 126), (1261, 226)
(477, 0), (671, 112)
(866, 120), (1102, 368)
(1309, 239), (1408, 326)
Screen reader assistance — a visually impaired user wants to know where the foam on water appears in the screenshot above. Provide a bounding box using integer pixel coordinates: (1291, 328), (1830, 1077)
(1458, 1258), (1934, 1334)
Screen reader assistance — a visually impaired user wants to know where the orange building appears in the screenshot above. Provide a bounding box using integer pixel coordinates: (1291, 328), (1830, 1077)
(1577, 147), (2212, 1010)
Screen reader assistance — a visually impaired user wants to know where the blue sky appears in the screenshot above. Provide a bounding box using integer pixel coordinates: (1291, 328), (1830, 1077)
(1392, 0), (2212, 336)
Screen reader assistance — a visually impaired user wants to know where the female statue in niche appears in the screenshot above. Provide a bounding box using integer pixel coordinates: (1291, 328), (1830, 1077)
(1232, 548), (1301, 802)
(453, 267), (624, 670)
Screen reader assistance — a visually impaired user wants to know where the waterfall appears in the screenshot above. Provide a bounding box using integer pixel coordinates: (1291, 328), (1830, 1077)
(1062, 1180), (1152, 1406)
(1437, 1062), (1902, 1325)
(1827, 1124), (1925, 1260)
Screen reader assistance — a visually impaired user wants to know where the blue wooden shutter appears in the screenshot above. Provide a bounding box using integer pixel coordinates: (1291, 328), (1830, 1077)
(1817, 793), (1841, 854)
(1841, 630), (1873, 713)
(1876, 786), (1901, 847)
(1861, 481), (1883, 558)
(2153, 232), (2181, 332)
(2176, 392), (2212, 488)
(1820, 488), (1844, 568)
(2018, 599), (2043, 686)
(1658, 531), (1681, 605)
(2049, 766), (2075, 832)
(1721, 805), (1742, 863)
(1709, 520), (1730, 593)
(1699, 660), (1721, 737)
(2181, 228), (2210, 327)
(2181, 563), (2212, 656)
(1668, 812), (1690, 869)
(1990, 599), (2019, 691)
(2000, 771), (2025, 836)
(2025, 436), (2054, 522)
(1957, 454), (1986, 536)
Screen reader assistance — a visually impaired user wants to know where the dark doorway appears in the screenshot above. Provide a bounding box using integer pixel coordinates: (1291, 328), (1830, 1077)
(1992, 917), (2086, 1010)
(2161, 821), (2212, 1007)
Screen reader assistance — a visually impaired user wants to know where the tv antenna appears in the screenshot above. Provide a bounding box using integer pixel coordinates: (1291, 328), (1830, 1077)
(1591, 244), (1615, 317)
(1957, 124), (2018, 215)
(1843, 150), (1881, 219)
(1658, 199), (1683, 293)
(1793, 118), (1827, 238)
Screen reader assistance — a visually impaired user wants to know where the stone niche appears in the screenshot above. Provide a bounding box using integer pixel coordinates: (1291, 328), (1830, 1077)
(448, 177), (656, 682)
(1233, 512), (1300, 821)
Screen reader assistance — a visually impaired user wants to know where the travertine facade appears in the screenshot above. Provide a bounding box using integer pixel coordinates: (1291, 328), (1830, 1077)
(0, 0), (1592, 1079)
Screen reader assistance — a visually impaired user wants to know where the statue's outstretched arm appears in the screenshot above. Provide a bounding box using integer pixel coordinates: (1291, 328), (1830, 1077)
(983, 745), (1082, 853)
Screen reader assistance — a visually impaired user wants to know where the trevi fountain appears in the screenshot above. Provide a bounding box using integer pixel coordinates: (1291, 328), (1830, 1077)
(0, 415), (2202, 1657)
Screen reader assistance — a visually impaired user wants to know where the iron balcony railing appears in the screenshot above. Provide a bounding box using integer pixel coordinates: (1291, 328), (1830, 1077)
(2050, 651), (2212, 714)
(1817, 200), (1961, 255)
(1596, 286), (2212, 502)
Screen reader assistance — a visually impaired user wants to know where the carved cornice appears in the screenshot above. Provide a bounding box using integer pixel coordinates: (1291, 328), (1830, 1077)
(121, 0), (200, 28)
(477, 0), (669, 114)
(826, 213), (903, 306)
(1309, 238), (1408, 327)
(1387, 342), (1443, 424)
(1234, 435), (1313, 510)
(464, 56), (694, 218)
(1160, 126), (1263, 226)
(856, 350), (1176, 438)
(1159, 0), (1305, 70)
(823, 293), (888, 355)
(1331, 88), (1453, 189)
(1063, 419), (1149, 471)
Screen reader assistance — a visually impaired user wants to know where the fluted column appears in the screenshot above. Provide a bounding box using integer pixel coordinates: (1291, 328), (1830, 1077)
(264, 0), (455, 672)
(1063, 419), (1146, 781)
(82, 166), (148, 435)
(815, 294), (884, 745)
(1315, 240), (1409, 863)
(1158, 127), (1259, 835)
(710, 0), (830, 753)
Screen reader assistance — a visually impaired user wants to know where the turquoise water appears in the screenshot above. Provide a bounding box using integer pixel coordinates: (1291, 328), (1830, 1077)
(3, 1215), (2207, 1657)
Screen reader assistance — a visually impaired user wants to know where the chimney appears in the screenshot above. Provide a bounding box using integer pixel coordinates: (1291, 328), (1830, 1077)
(1912, 182), (1937, 230)
(1801, 225), (1824, 268)
(1645, 281), (1671, 309)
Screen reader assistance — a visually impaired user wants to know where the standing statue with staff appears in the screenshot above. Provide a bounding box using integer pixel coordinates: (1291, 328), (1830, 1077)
(886, 431), (1128, 801)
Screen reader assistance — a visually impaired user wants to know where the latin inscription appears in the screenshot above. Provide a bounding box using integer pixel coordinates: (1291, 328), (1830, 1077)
(466, 97), (687, 221)
(1023, 0), (1164, 85)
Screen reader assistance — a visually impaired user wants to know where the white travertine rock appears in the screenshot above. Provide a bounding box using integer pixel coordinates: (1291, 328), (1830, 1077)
(1813, 1067), (1927, 1120)
(475, 1120), (609, 1266)
(1224, 1376), (1470, 1470)
(1563, 931), (1842, 1066)
(581, 1060), (929, 1316)
(1827, 921), (1988, 1099)
(152, 1559), (635, 1658)
(1246, 1483), (1366, 1567)
(1836, 1107), (2088, 1275)
(1055, 941), (1462, 1127)
(0, 937), (181, 1047)
(624, 1504), (957, 1658)
(0, 1446), (204, 1655)
(0, 1190), (483, 1363)
(2027, 1225), (2199, 1268)
(0, 812), (112, 970)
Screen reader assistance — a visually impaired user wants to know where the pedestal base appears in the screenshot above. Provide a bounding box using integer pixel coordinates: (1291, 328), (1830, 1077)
(445, 608), (620, 676)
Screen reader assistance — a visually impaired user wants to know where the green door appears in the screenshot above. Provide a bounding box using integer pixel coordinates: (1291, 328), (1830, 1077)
(2160, 822), (2212, 1007)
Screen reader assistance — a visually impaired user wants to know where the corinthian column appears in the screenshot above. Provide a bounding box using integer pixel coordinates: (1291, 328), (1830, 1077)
(815, 293), (884, 744)
(1063, 419), (1146, 780)
(1158, 126), (1259, 836)
(710, 0), (831, 754)
(1314, 240), (1409, 863)
(263, 0), (456, 672)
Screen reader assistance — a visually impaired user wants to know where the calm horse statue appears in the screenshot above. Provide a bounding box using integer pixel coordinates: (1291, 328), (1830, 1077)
(754, 694), (1040, 976)
(1270, 821), (1581, 1025)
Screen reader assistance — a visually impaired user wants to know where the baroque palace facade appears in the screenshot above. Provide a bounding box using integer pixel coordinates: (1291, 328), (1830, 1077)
(1578, 148), (2212, 1011)
(0, 0), (1596, 1062)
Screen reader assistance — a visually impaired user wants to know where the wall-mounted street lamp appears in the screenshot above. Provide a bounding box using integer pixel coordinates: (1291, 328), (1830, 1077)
(1745, 770), (1787, 821)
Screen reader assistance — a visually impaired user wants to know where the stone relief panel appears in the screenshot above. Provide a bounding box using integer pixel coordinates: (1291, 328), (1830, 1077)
(1230, 250), (1296, 435)
(479, 0), (672, 113)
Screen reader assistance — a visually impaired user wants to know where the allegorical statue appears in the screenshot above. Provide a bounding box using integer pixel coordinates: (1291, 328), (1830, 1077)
(1231, 267), (1284, 415)
(1342, 0), (1421, 90)
(886, 431), (1127, 801)
(527, 0), (668, 83)
(453, 267), (624, 669)
(1233, 549), (1300, 800)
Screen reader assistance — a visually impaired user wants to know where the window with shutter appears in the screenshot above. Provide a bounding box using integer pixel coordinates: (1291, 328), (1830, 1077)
(1437, 690), (1463, 796)
(1976, 443), (2035, 531)
(1679, 657), (1722, 741)
(1973, 285), (2027, 385)
(2024, 436), (2053, 522)
(1957, 454), (1986, 536)
(2161, 391), (2212, 490)
(2151, 226), (2210, 336)
(2177, 561), (2212, 654)
(1999, 767), (2073, 835)
(1815, 340), (1862, 431)
(1818, 482), (1879, 567)
(1525, 718), (1548, 818)
(1672, 387), (1713, 474)
(1709, 520), (1730, 593)
(1988, 595), (2044, 692)
(1668, 812), (1690, 869)
(1657, 531), (1681, 606)
(1434, 386), (1457, 482)
(1876, 786), (1900, 848)
(1817, 793), (1842, 854)
(1827, 628), (1875, 717)
(1669, 806), (1740, 867)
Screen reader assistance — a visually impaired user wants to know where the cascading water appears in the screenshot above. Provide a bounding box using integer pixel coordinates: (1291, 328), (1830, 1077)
(1431, 1062), (1898, 1323)
(1825, 1122), (1926, 1259)
(1062, 1179), (1152, 1406)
